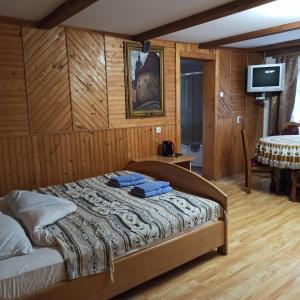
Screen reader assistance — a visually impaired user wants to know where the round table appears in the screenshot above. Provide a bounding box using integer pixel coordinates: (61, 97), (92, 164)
(256, 135), (300, 169)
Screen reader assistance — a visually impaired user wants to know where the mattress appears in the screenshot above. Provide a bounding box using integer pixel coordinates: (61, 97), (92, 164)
(33, 171), (223, 280)
(0, 246), (66, 300)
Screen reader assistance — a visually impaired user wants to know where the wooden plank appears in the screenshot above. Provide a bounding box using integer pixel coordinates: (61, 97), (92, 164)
(202, 60), (217, 179)
(102, 130), (109, 173)
(65, 133), (74, 181)
(248, 38), (300, 52)
(133, 0), (276, 41)
(199, 20), (300, 48)
(2, 138), (12, 192)
(38, 0), (99, 29)
(0, 16), (35, 28)
(67, 28), (108, 130)
(22, 26), (72, 134)
(0, 24), (30, 137)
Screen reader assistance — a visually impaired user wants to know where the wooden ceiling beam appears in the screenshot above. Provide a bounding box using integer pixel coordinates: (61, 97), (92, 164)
(248, 38), (300, 53)
(0, 15), (35, 27)
(265, 45), (300, 56)
(132, 0), (276, 42)
(198, 20), (300, 48)
(38, 0), (98, 29)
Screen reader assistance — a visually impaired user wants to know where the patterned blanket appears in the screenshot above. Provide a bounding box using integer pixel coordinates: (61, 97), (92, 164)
(34, 171), (223, 280)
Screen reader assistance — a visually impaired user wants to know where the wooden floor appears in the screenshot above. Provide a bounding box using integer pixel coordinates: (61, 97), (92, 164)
(114, 175), (300, 300)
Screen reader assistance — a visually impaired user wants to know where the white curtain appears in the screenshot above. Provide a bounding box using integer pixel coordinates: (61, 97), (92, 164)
(291, 56), (300, 122)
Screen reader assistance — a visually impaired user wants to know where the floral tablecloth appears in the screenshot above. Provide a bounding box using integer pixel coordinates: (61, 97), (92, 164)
(255, 135), (300, 169)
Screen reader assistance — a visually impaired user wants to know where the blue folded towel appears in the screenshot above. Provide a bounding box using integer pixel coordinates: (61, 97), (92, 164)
(110, 172), (145, 183)
(109, 178), (145, 187)
(133, 181), (170, 193)
(131, 186), (173, 198)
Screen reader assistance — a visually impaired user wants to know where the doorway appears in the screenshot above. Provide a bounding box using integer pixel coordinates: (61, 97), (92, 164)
(180, 58), (203, 174)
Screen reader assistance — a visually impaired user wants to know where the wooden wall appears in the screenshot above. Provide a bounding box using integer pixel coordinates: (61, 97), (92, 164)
(0, 23), (176, 196)
(0, 22), (263, 195)
(215, 48), (263, 177)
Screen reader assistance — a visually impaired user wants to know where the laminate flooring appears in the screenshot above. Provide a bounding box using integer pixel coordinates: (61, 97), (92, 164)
(114, 175), (300, 300)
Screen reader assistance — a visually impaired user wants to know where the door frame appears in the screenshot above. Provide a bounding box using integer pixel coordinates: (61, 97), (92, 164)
(175, 47), (217, 179)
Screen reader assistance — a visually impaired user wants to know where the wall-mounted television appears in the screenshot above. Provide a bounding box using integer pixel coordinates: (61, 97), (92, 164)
(247, 63), (285, 93)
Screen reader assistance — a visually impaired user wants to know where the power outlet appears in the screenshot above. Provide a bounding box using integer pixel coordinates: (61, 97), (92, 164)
(155, 126), (161, 134)
(236, 116), (242, 124)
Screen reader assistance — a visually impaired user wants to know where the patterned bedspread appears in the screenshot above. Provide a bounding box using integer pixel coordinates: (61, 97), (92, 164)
(34, 171), (223, 280)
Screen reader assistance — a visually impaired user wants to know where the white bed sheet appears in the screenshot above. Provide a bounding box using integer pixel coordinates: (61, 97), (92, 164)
(0, 246), (66, 300)
(0, 198), (66, 300)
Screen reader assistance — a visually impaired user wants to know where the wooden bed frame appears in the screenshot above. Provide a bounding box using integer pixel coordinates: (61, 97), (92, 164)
(22, 161), (228, 300)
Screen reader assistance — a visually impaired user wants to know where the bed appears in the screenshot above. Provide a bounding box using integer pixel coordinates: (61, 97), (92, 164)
(0, 161), (228, 300)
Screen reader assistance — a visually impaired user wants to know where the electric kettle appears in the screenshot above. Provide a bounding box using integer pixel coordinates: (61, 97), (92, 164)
(162, 140), (175, 157)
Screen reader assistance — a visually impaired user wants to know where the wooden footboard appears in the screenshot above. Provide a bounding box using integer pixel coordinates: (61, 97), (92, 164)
(127, 160), (228, 255)
(21, 161), (228, 300)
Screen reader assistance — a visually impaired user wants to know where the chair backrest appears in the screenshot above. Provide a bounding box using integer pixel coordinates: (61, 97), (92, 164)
(241, 129), (251, 170)
(281, 122), (300, 135)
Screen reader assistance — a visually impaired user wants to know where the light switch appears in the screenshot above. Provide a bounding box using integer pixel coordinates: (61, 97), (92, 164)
(219, 91), (224, 98)
(155, 126), (161, 133)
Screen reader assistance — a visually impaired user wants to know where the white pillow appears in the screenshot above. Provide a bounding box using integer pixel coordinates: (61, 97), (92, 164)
(4, 190), (77, 245)
(0, 211), (34, 260)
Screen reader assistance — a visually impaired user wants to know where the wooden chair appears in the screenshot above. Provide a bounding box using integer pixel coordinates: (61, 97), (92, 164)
(241, 129), (273, 194)
(281, 122), (300, 135)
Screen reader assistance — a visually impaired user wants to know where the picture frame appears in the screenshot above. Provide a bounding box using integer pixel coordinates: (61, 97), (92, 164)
(124, 42), (165, 118)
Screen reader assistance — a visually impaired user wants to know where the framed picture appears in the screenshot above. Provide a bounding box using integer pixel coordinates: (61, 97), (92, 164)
(124, 42), (165, 118)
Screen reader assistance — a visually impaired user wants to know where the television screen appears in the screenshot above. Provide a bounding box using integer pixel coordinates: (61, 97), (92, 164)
(247, 63), (285, 93)
(252, 66), (280, 87)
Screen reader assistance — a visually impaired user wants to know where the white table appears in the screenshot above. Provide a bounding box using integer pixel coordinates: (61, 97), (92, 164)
(256, 135), (300, 169)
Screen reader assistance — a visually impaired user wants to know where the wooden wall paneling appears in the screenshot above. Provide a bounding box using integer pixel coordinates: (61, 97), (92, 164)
(102, 130), (109, 174)
(67, 133), (74, 182)
(31, 136), (41, 187)
(0, 125), (176, 196)
(122, 128), (129, 167)
(2, 138), (12, 192)
(0, 140), (6, 195)
(67, 28), (108, 130)
(202, 60), (217, 179)
(218, 48), (231, 118)
(106, 129), (113, 171)
(245, 52), (264, 155)
(0, 136), (36, 195)
(217, 117), (245, 177)
(0, 20), (262, 194)
(0, 23), (30, 137)
(20, 137), (31, 189)
(8, 138), (19, 189)
(152, 127), (158, 155)
(217, 48), (263, 177)
(215, 48), (249, 177)
(126, 128), (133, 161)
(0, 22), (21, 36)
(175, 43), (182, 151)
(230, 49), (247, 116)
(22, 26), (72, 134)
(57, 134), (65, 182)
